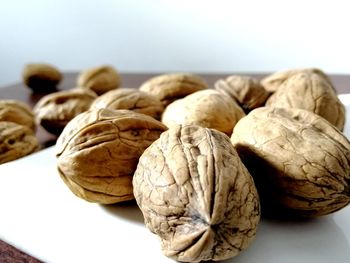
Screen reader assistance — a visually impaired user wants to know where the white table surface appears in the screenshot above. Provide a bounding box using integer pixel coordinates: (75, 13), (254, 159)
(1, 94), (350, 263)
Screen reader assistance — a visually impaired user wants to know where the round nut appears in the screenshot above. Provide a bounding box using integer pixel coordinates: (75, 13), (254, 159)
(77, 65), (121, 95)
(0, 121), (39, 164)
(133, 125), (260, 262)
(22, 63), (62, 92)
(139, 73), (208, 106)
(34, 88), (97, 136)
(90, 88), (164, 120)
(56, 108), (167, 204)
(231, 107), (350, 217)
(162, 90), (245, 136)
(265, 72), (345, 131)
(215, 75), (270, 112)
(0, 100), (36, 132)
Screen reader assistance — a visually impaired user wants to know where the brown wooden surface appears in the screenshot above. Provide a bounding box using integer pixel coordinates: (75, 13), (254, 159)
(0, 72), (349, 262)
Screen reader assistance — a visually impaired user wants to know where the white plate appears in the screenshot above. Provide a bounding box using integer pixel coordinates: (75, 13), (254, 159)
(1, 95), (350, 263)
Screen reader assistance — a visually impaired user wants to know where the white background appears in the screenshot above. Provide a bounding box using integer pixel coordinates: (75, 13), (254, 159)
(0, 0), (350, 87)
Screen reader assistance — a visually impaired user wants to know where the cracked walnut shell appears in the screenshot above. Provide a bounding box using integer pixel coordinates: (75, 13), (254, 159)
(56, 108), (167, 204)
(231, 107), (350, 217)
(90, 88), (164, 120)
(133, 125), (260, 262)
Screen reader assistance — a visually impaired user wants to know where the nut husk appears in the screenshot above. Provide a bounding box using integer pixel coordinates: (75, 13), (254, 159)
(77, 65), (121, 95)
(162, 90), (245, 136)
(90, 88), (164, 120)
(0, 121), (39, 164)
(139, 73), (208, 106)
(56, 108), (167, 204)
(231, 107), (350, 217)
(133, 125), (260, 262)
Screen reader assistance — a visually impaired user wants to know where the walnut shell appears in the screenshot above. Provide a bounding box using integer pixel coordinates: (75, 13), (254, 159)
(133, 125), (260, 262)
(261, 68), (333, 93)
(22, 63), (62, 92)
(162, 90), (245, 136)
(265, 72), (345, 130)
(215, 75), (270, 112)
(90, 88), (164, 120)
(0, 100), (36, 132)
(139, 73), (208, 106)
(56, 108), (167, 204)
(0, 121), (39, 164)
(231, 107), (350, 217)
(77, 65), (121, 95)
(34, 88), (97, 136)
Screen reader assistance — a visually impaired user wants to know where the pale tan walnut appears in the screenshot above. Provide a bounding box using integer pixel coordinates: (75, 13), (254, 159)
(162, 90), (245, 136)
(56, 108), (167, 204)
(231, 107), (350, 217)
(139, 73), (208, 106)
(22, 63), (62, 92)
(215, 75), (270, 112)
(0, 100), (36, 132)
(90, 88), (164, 120)
(77, 65), (121, 95)
(34, 88), (97, 136)
(0, 121), (39, 164)
(265, 72), (345, 131)
(133, 125), (260, 262)
(261, 68), (333, 93)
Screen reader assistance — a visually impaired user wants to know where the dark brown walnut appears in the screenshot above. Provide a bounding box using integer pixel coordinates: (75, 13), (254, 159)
(261, 68), (333, 93)
(162, 90), (245, 136)
(133, 125), (260, 262)
(56, 108), (167, 204)
(90, 88), (164, 120)
(139, 73), (208, 106)
(22, 63), (62, 92)
(77, 65), (121, 95)
(214, 75), (270, 112)
(265, 72), (345, 130)
(231, 107), (350, 217)
(0, 121), (39, 164)
(34, 88), (97, 136)
(0, 100), (36, 132)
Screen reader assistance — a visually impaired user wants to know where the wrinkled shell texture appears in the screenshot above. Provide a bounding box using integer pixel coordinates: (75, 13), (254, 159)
(90, 88), (164, 120)
(0, 100), (36, 132)
(77, 65), (121, 95)
(22, 63), (62, 91)
(34, 88), (97, 135)
(214, 75), (270, 112)
(0, 121), (39, 164)
(266, 72), (345, 130)
(261, 68), (333, 93)
(231, 107), (350, 217)
(133, 125), (260, 262)
(139, 73), (208, 106)
(162, 90), (245, 136)
(56, 108), (167, 204)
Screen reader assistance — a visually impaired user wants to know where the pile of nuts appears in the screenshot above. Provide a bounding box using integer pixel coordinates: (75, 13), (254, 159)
(1, 63), (350, 262)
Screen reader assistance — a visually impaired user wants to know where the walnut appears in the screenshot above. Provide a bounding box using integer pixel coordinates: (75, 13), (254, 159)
(231, 107), (350, 217)
(77, 65), (121, 95)
(56, 108), (167, 204)
(162, 90), (245, 136)
(34, 88), (97, 136)
(0, 100), (36, 132)
(139, 73), (208, 106)
(22, 63), (62, 92)
(261, 68), (333, 93)
(265, 72), (345, 130)
(133, 125), (260, 262)
(90, 88), (164, 120)
(0, 121), (39, 164)
(215, 75), (270, 113)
